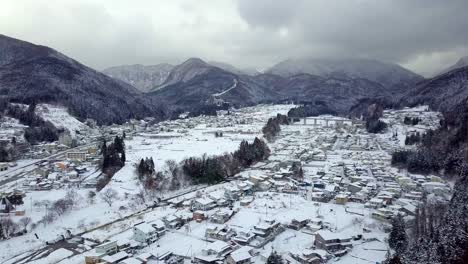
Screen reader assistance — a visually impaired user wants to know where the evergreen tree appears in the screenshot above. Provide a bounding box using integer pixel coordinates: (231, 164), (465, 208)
(389, 214), (408, 255)
(267, 251), (284, 264)
(121, 151), (126, 163)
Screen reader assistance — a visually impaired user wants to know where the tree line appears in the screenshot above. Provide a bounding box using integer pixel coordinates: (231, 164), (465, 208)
(262, 114), (289, 141)
(136, 137), (270, 191)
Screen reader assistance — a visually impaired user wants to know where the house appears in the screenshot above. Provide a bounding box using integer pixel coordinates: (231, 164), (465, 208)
(232, 230), (256, 245)
(210, 209), (234, 224)
(365, 198), (384, 209)
(120, 257), (143, 264)
(84, 241), (118, 264)
(253, 220), (281, 238)
(151, 219), (166, 237)
(305, 218), (323, 233)
(224, 185), (240, 201)
(205, 225), (236, 241)
(314, 231), (352, 252)
(192, 197), (216, 211)
(289, 216), (310, 230)
(133, 222), (158, 244)
(335, 194), (348, 205)
(226, 246), (254, 264)
(193, 211), (206, 222)
(101, 251), (128, 263)
(240, 196), (254, 206)
(163, 215), (182, 229)
(290, 249), (328, 264)
(195, 240), (233, 263)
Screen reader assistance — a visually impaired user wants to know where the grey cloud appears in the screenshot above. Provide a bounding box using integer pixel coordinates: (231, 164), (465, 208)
(0, 0), (467, 76)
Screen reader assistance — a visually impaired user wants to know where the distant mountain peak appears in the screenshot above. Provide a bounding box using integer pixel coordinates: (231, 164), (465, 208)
(266, 57), (423, 89)
(103, 63), (174, 92)
(439, 56), (468, 76)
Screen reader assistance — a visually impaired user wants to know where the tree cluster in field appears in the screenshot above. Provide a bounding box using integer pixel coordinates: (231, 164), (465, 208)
(267, 251), (284, 264)
(403, 116), (421, 125)
(287, 101), (338, 118)
(404, 132), (422, 145)
(0, 138), (19, 162)
(2, 102), (62, 144)
(0, 216), (31, 239)
(365, 117), (387, 133)
(290, 161), (304, 180)
(391, 149), (441, 175)
(186, 103), (230, 118)
(363, 103), (388, 133)
(262, 114), (289, 141)
(135, 137), (270, 191)
(98, 135), (126, 190)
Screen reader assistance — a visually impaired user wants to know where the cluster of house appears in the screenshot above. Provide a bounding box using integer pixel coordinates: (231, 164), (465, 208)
(20, 147), (100, 191)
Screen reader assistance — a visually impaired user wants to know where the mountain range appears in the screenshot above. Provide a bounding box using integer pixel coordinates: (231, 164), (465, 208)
(1, 34), (467, 125)
(0, 34), (167, 125)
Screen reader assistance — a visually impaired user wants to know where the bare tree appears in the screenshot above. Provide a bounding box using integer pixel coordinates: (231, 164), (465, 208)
(87, 191), (96, 205)
(101, 188), (118, 207)
(1, 217), (19, 238)
(65, 188), (82, 208)
(19, 217), (32, 231)
(51, 199), (72, 216)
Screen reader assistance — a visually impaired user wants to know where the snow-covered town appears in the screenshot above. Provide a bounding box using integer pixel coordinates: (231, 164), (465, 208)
(0, 103), (451, 264)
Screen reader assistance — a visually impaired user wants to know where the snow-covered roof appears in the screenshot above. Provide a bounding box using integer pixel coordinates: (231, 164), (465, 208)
(134, 222), (156, 234)
(207, 240), (231, 253)
(195, 197), (215, 205)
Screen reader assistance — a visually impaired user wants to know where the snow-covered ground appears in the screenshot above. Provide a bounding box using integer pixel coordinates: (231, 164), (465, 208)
(0, 104), (293, 263)
(35, 104), (89, 137)
(0, 104), (445, 264)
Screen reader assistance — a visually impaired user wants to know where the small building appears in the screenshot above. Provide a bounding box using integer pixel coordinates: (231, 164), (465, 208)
(253, 220), (281, 238)
(193, 211), (206, 222)
(151, 219), (166, 237)
(205, 226), (236, 242)
(195, 240), (233, 263)
(85, 241), (118, 264)
(335, 194), (348, 205)
(66, 151), (87, 161)
(133, 222), (158, 244)
(226, 246), (254, 264)
(210, 209), (234, 224)
(289, 216), (310, 230)
(314, 231), (352, 252)
(192, 197), (216, 211)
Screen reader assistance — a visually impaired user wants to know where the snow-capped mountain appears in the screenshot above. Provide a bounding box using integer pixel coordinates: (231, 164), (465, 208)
(103, 63), (174, 92)
(153, 58), (217, 91)
(266, 58), (423, 89)
(0, 34), (167, 125)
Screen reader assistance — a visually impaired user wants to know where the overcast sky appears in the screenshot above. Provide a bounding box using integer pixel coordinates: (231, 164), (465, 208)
(1, 0), (468, 76)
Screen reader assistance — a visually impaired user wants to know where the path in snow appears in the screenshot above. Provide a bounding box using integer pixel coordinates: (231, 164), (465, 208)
(212, 79), (238, 97)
